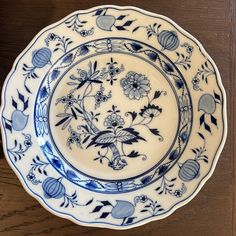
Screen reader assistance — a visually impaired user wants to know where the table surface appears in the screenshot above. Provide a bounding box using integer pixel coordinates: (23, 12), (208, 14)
(0, 0), (235, 235)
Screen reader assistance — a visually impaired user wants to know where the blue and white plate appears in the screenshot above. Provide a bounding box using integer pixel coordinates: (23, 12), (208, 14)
(0, 5), (227, 229)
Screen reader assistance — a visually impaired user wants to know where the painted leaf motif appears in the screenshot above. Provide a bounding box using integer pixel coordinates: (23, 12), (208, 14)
(87, 131), (115, 148)
(153, 90), (161, 99)
(93, 132), (116, 143)
(149, 128), (160, 136)
(116, 130), (136, 142)
(211, 115), (217, 126)
(125, 217), (136, 224)
(117, 15), (127, 20)
(12, 98), (17, 109)
(92, 205), (103, 212)
(123, 20), (134, 26)
(198, 132), (205, 140)
(55, 116), (70, 127)
(42, 141), (53, 155)
(4, 119), (12, 132)
(18, 92), (25, 102)
(146, 51), (158, 61)
(127, 111), (137, 121)
(204, 122), (211, 133)
(132, 26), (140, 32)
(101, 201), (112, 206)
(78, 45), (89, 55)
(87, 128), (145, 148)
(86, 199), (93, 205)
(127, 150), (140, 158)
(214, 92), (221, 101)
(130, 42), (143, 51)
(115, 26), (126, 30)
(100, 212), (110, 219)
(62, 53), (73, 64)
(94, 9), (104, 15)
(116, 128), (146, 144)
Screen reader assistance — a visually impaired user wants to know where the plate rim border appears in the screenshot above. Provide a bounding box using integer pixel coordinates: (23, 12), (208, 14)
(0, 5), (227, 230)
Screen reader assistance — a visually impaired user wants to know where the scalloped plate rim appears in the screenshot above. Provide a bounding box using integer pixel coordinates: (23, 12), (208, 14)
(0, 5), (227, 230)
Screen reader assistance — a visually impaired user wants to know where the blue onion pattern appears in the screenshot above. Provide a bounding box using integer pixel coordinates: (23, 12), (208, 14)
(178, 159), (200, 182)
(132, 24), (179, 51)
(32, 38), (192, 194)
(32, 47), (51, 68)
(91, 195), (164, 224)
(42, 177), (65, 199)
(0, 5), (225, 229)
(158, 30), (179, 51)
(198, 94), (216, 114)
(95, 9), (135, 31)
(111, 200), (135, 219)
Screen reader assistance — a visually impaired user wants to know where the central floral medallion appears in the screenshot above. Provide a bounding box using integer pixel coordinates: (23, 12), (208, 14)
(54, 58), (165, 170)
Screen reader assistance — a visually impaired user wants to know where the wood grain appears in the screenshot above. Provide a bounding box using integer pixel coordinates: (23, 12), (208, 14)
(0, 0), (235, 235)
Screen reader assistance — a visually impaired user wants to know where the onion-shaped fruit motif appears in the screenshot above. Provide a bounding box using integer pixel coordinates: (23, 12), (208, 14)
(178, 159), (200, 182)
(198, 94), (216, 114)
(42, 177), (66, 199)
(96, 15), (116, 31)
(32, 47), (51, 68)
(158, 30), (179, 51)
(11, 110), (28, 131)
(111, 200), (135, 219)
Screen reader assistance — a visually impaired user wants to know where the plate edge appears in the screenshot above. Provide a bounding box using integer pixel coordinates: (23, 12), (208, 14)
(0, 5), (228, 230)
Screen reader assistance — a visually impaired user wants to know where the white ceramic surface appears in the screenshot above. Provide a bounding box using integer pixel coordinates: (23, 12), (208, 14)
(0, 5), (227, 229)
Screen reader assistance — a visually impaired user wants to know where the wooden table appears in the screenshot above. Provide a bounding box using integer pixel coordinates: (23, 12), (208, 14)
(0, 0), (235, 235)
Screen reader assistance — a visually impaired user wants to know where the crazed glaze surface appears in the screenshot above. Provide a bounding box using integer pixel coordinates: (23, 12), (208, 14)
(0, 5), (227, 229)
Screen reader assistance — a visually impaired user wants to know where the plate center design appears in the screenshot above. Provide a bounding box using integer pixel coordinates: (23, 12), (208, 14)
(34, 37), (192, 192)
(49, 53), (179, 180)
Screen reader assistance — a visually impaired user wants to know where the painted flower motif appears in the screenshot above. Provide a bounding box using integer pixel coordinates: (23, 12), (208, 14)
(104, 113), (125, 128)
(78, 69), (88, 80)
(179, 94), (191, 124)
(192, 76), (200, 86)
(24, 140), (32, 148)
(79, 28), (94, 37)
(105, 58), (124, 85)
(56, 93), (77, 111)
(108, 64), (120, 77)
(23, 134), (32, 148)
(134, 194), (150, 204)
(67, 127), (82, 149)
(27, 171), (35, 181)
(174, 189), (183, 198)
(192, 75), (201, 90)
(186, 46), (193, 54)
(95, 91), (106, 105)
(139, 104), (162, 118)
(80, 29), (89, 37)
(69, 69), (88, 83)
(35, 104), (48, 136)
(48, 33), (57, 41)
(120, 71), (151, 100)
(139, 195), (148, 203)
(94, 86), (111, 108)
(45, 33), (59, 46)
(182, 42), (194, 54)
